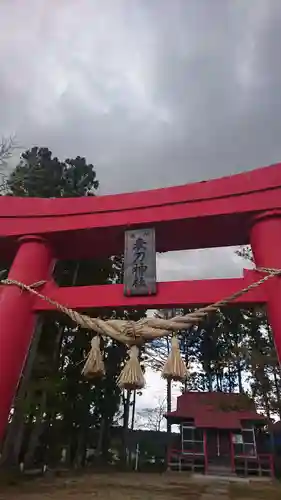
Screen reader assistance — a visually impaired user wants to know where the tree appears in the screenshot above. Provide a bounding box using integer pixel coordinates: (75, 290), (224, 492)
(0, 136), (17, 194)
(137, 398), (166, 432)
(7, 146), (99, 197)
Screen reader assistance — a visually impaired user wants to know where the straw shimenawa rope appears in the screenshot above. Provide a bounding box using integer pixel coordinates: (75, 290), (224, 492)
(1, 266), (280, 386)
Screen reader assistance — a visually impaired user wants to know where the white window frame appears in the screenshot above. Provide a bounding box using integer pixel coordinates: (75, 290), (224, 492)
(181, 424), (204, 455)
(232, 427), (257, 457)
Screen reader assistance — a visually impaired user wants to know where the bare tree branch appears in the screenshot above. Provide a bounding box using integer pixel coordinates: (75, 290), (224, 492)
(0, 135), (17, 168)
(236, 245), (254, 263)
(136, 397), (166, 431)
(0, 135), (19, 194)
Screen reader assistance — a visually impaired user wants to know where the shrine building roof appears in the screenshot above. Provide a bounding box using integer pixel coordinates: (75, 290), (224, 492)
(165, 391), (267, 430)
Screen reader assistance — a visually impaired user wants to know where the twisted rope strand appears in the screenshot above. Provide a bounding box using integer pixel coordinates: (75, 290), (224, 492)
(1, 266), (280, 345)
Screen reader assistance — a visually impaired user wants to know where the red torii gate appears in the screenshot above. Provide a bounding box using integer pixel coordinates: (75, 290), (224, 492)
(1, 163), (281, 441)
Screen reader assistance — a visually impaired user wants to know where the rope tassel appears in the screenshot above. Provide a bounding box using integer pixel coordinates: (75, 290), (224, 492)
(162, 336), (188, 382)
(117, 345), (145, 390)
(82, 336), (105, 379)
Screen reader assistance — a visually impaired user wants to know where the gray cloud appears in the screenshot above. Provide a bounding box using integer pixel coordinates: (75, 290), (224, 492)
(0, 1), (278, 278)
(157, 247), (253, 282)
(1, 0), (281, 193)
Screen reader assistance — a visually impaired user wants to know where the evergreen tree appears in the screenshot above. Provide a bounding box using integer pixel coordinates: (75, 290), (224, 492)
(7, 146), (99, 197)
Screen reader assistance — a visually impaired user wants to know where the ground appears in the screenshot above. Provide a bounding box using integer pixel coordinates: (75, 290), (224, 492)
(0, 473), (280, 500)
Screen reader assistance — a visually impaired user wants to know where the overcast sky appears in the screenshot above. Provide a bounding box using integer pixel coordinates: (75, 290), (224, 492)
(1, 1), (280, 410)
(1, 0), (281, 194)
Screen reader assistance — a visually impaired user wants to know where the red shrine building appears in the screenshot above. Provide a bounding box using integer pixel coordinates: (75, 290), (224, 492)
(166, 392), (273, 477)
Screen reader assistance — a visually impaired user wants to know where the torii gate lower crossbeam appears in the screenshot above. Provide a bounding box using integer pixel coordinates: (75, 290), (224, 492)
(1, 163), (281, 443)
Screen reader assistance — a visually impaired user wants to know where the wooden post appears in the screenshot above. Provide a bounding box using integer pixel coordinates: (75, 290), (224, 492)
(203, 429), (208, 474)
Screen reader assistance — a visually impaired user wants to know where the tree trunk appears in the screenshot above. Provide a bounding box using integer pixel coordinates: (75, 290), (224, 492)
(273, 367), (281, 419)
(263, 392), (271, 420)
(130, 391), (136, 430)
(205, 363), (213, 392)
(166, 379), (172, 433)
(23, 390), (47, 469)
(165, 334), (172, 433)
(227, 365), (232, 393)
(121, 390), (131, 466)
(74, 426), (88, 468)
(42, 410), (58, 468)
(101, 418), (111, 463)
(96, 419), (105, 457)
(237, 361), (243, 393)
(216, 372), (220, 391)
(256, 369), (271, 420)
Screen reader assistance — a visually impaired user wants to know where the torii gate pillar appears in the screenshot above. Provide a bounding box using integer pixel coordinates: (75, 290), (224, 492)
(0, 236), (53, 441)
(250, 211), (281, 364)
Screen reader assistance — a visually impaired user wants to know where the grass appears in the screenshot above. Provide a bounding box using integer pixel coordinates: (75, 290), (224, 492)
(229, 480), (281, 500)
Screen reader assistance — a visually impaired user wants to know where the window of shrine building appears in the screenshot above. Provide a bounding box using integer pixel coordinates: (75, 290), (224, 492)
(232, 428), (256, 457)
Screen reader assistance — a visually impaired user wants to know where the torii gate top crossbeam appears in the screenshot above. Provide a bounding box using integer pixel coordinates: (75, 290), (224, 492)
(0, 163), (281, 260)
